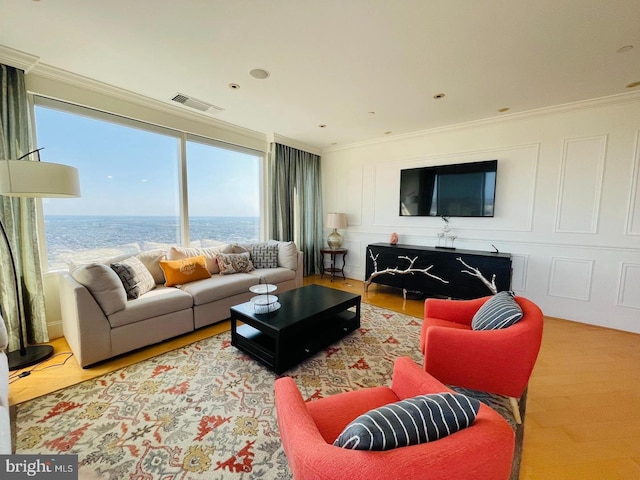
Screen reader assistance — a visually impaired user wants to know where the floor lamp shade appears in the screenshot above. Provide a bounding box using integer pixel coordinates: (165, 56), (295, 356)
(325, 213), (347, 249)
(0, 160), (80, 197)
(0, 152), (80, 370)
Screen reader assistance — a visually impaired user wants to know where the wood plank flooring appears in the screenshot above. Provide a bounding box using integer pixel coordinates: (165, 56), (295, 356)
(9, 275), (640, 479)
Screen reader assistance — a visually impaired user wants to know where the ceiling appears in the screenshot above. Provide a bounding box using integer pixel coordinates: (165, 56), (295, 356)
(1, 0), (639, 149)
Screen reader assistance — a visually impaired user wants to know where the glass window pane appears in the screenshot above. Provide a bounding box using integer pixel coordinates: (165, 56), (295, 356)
(34, 101), (181, 269)
(186, 139), (261, 245)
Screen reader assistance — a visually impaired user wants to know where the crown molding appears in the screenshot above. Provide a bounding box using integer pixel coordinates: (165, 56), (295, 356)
(26, 62), (268, 146)
(324, 90), (640, 153)
(0, 44), (40, 72)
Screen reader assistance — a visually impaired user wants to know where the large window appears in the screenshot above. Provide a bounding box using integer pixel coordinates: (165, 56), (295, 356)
(186, 137), (261, 245)
(33, 98), (264, 270)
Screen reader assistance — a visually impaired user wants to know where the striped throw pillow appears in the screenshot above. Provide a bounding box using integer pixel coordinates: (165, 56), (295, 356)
(471, 291), (523, 330)
(333, 392), (480, 451)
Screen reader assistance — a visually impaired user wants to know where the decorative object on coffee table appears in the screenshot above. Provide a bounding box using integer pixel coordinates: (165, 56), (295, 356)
(249, 282), (280, 314)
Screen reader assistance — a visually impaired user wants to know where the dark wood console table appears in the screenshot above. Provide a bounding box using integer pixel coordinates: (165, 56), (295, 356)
(365, 243), (512, 299)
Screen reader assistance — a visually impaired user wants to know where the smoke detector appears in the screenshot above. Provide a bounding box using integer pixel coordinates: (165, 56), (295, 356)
(171, 93), (225, 114)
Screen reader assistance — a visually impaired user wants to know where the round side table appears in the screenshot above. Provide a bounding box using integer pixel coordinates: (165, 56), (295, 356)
(320, 248), (347, 282)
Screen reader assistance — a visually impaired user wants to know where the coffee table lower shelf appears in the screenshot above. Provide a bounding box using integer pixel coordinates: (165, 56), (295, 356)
(232, 309), (359, 374)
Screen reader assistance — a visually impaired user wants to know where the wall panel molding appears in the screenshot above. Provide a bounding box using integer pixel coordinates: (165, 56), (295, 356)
(555, 135), (607, 233)
(616, 263), (640, 309)
(548, 257), (594, 301)
(625, 130), (640, 235)
(510, 254), (529, 292)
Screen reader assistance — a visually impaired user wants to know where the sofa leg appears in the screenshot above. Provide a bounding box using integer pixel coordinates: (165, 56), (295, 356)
(509, 396), (522, 424)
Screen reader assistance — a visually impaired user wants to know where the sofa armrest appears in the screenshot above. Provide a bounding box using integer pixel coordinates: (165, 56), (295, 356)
(59, 272), (112, 367)
(295, 251), (304, 287)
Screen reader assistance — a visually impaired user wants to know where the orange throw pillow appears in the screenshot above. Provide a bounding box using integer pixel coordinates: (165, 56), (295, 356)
(159, 255), (212, 287)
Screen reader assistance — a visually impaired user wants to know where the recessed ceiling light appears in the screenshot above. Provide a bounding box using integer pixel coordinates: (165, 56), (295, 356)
(368, 111), (376, 115)
(228, 83), (240, 90)
(433, 93), (445, 99)
(318, 124), (327, 128)
(617, 45), (634, 54)
(384, 131), (392, 135)
(498, 107), (510, 112)
(249, 68), (270, 79)
(626, 80), (640, 88)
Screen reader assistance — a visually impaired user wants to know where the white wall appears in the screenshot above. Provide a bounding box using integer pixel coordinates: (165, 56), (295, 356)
(322, 94), (640, 333)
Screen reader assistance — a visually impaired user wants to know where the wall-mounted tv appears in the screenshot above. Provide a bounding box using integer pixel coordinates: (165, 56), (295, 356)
(399, 160), (497, 217)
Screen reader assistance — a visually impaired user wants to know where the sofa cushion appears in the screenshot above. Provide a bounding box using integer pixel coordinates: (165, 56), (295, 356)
(71, 263), (127, 315)
(107, 286), (194, 328)
(250, 243), (279, 269)
(160, 255), (212, 287)
(217, 252), (255, 275)
(471, 291), (523, 330)
(179, 274), (257, 305)
(110, 256), (156, 299)
(136, 249), (167, 284)
(248, 268), (296, 285)
(269, 240), (299, 270)
(168, 245), (231, 274)
(334, 392), (480, 451)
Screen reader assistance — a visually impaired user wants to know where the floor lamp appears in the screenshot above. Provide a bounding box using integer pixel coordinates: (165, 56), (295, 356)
(0, 148), (80, 370)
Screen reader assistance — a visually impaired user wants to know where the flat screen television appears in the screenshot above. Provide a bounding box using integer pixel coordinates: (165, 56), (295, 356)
(399, 160), (497, 217)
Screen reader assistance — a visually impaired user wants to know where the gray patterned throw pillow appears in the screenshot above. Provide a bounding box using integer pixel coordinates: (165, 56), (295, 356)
(110, 256), (156, 299)
(471, 291), (523, 330)
(251, 244), (279, 269)
(333, 392), (480, 451)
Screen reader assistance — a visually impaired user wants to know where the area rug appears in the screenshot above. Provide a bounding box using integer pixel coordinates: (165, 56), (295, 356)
(14, 303), (523, 479)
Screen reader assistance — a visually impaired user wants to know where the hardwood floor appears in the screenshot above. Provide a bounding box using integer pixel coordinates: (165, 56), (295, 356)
(9, 275), (640, 479)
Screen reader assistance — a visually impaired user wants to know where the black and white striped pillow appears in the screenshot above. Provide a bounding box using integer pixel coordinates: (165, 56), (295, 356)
(471, 291), (523, 330)
(333, 392), (480, 451)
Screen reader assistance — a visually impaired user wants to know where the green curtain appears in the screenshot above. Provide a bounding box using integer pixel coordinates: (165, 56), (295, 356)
(0, 63), (48, 350)
(270, 143), (324, 276)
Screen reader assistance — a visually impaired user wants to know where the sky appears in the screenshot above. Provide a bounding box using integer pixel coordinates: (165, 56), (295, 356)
(35, 104), (261, 217)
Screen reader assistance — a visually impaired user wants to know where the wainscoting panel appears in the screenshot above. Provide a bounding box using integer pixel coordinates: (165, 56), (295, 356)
(548, 257), (594, 301)
(510, 254), (529, 292)
(346, 163), (364, 227)
(617, 263), (640, 309)
(555, 135), (607, 233)
(626, 130), (640, 235)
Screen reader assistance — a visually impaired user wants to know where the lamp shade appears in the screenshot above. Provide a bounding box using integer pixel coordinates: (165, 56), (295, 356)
(325, 213), (347, 229)
(0, 160), (80, 198)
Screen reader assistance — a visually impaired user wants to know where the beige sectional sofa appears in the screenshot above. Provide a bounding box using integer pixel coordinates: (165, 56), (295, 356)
(60, 241), (303, 367)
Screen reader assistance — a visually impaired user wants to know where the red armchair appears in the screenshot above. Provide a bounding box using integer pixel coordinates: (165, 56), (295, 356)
(420, 295), (543, 423)
(274, 356), (514, 480)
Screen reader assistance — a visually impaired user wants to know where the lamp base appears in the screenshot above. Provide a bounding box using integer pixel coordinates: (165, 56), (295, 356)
(8, 344), (54, 371)
(327, 229), (343, 249)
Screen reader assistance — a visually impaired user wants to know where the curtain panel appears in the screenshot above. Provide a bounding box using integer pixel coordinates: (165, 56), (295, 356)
(270, 143), (323, 276)
(0, 63), (48, 349)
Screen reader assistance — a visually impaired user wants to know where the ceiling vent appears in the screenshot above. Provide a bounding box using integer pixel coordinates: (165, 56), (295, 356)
(171, 93), (225, 114)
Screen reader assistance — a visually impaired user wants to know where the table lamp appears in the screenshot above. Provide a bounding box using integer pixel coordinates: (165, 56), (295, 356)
(325, 213), (347, 249)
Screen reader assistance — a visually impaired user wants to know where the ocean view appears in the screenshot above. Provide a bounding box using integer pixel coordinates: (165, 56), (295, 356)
(44, 215), (260, 270)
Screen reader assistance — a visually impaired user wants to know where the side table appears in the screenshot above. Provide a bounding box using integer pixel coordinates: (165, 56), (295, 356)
(320, 248), (347, 282)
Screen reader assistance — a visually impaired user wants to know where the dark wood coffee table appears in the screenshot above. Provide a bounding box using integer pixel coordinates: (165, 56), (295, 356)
(230, 284), (361, 374)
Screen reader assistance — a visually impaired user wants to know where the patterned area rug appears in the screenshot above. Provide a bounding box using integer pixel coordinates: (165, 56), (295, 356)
(14, 303), (522, 479)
